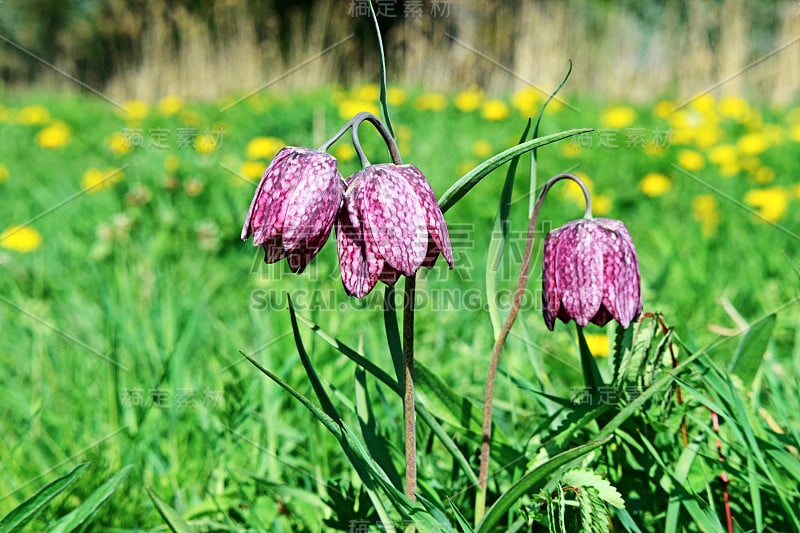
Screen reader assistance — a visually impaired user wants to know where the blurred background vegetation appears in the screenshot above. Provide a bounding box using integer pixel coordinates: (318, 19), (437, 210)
(1, 0), (798, 102)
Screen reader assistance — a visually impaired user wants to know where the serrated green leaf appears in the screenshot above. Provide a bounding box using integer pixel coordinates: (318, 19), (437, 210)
(561, 468), (624, 509)
(47, 464), (133, 533)
(146, 487), (192, 533)
(439, 128), (592, 213)
(729, 313), (775, 390)
(0, 463), (88, 533)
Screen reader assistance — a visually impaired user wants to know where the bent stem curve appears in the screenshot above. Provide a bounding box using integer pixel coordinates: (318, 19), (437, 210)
(476, 172), (593, 522)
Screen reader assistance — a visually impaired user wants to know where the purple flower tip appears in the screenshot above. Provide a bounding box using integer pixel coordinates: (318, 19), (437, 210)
(542, 217), (642, 330)
(337, 164), (453, 298)
(241, 147), (344, 273)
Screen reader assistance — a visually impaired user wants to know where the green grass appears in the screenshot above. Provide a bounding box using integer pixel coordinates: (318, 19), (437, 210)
(1, 86), (799, 530)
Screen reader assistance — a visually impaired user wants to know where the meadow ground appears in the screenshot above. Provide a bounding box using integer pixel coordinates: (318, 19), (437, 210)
(1, 85), (799, 530)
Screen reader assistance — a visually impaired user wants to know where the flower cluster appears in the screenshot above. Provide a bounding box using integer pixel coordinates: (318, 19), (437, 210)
(241, 113), (453, 297)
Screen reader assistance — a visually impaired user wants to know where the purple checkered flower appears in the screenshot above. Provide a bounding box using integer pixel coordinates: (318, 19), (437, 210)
(241, 147), (344, 273)
(542, 217), (642, 330)
(336, 164), (454, 298)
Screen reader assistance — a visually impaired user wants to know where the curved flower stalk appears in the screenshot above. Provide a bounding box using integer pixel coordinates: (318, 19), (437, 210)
(241, 147), (344, 273)
(336, 163), (454, 298)
(542, 217), (642, 330)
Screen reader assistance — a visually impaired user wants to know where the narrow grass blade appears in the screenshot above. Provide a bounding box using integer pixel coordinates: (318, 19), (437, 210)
(47, 464), (134, 533)
(383, 285), (404, 387)
(577, 325), (604, 396)
(439, 128), (592, 213)
(354, 367), (402, 489)
(146, 487), (192, 533)
(476, 436), (611, 533)
(368, 1), (394, 137)
(0, 463), (88, 533)
(729, 313), (775, 390)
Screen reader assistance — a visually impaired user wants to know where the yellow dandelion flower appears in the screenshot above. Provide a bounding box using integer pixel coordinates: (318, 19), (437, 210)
(511, 87), (540, 117)
(718, 96), (751, 121)
(639, 172), (672, 197)
(158, 95), (183, 115)
(719, 162), (740, 177)
(472, 139), (492, 158)
(246, 137), (285, 160)
(562, 142), (581, 158)
(18, 105), (51, 125)
(737, 132), (768, 155)
(352, 84), (380, 102)
(123, 99), (149, 120)
(454, 88), (484, 112)
(0, 164), (8, 182)
(592, 193), (612, 216)
(543, 98), (564, 114)
(689, 94), (716, 116)
(739, 156), (761, 173)
(334, 143), (356, 162)
(481, 100), (509, 121)
(82, 168), (123, 192)
(744, 187), (789, 223)
(643, 141), (665, 157)
(0, 225), (42, 253)
(692, 194), (720, 237)
(753, 166), (775, 184)
(762, 124), (784, 145)
(387, 87), (406, 106)
(708, 144), (737, 166)
(240, 160), (265, 181)
(677, 149), (705, 171)
(338, 99), (381, 120)
(601, 105), (636, 129)
(693, 126), (722, 149)
(414, 93), (447, 112)
(164, 154), (180, 173)
(789, 124), (800, 143)
(108, 132), (132, 155)
(582, 333), (610, 358)
(181, 110), (199, 127)
(35, 121), (71, 149)
(195, 132), (220, 154)
(653, 100), (674, 119)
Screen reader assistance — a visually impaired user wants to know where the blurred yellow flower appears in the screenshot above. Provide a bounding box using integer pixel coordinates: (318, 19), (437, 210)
(793, 183), (800, 199)
(158, 95), (183, 115)
(692, 194), (719, 236)
(719, 162), (740, 177)
(753, 166), (775, 184)
(562, 142), (581, 158)
(601, 105), (636, 129)
(338, 99), (381, 119)
(164, 154), (180, 173)
(386, 87), (406, 106)
(693, 126), (722, 149)
(82, 168), (123, 191)
(0, 225), (42, 252)
(639, 172), (672, 197)
(708, 144), (737, 166)
(334, 143), (356, 162)
(643, 141), (665, 157)
(246, 137), (285, 160)
(739, 156), (761, 173)
(36, 121), (71, 149)
(583, 333), (610, 358)
(240, 160), (265, 180)
(592, 193), (612, 216)
(737, 132), (769, 155)
(718, 96), (751, 121)
(108, 132), (132, 155)
(414, 93), (447, 111)
(352, 84), (380, 101)
(18, 105), (51, 125)
(0, 164), (8, 182)
(689, 94), (716, 116)
(511, 87), (540, 116)
(472, 139), (492, 157)
(481, 100), (509, 121)
(123, 99), (149, 120)
(788, 107), (800, 124)
(181, 110), (199, 127)
(762, 124), (784, 145)
(788, 124), (800, 143)
(543, 98), (564, 114)
(454, 88), (484, 112)
(653, 100), (674, 119)
(396, 124), (412, 141)
(195, 132), (220, 154)
(677, 149), (705, 171)
(744, 187), (789, 223)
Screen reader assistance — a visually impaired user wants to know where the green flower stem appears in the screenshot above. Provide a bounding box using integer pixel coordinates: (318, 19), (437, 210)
(319, 112), (402, 167)
(476, 172), (593, 522)
(403, 274), (417, 502)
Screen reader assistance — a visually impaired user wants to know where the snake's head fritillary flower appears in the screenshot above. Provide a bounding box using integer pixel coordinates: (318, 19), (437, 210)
(336, 164), (453, 298)
(241, 147), (344, 273)
(542, 218), (642, 330)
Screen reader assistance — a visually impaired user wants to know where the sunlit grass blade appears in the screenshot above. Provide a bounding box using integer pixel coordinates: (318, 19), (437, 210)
(368, 0), (394, 138)
(146, 487), (192, 533)
(383, 285), (405, 388)
(475, 436), (612, 533)
(729, 313), (775, 391)
(354, 367), (402, 489)
(576, 325), (604, 396)
(439, 128), (592, 213)
(47, 464), (133, 533)
(0, 463), (88, 533)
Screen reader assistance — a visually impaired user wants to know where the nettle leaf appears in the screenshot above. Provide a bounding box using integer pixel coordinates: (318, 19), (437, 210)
(561, 468), (625, 510)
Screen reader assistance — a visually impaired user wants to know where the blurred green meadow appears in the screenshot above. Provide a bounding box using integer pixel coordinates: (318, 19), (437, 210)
(2, 84), (800, 529)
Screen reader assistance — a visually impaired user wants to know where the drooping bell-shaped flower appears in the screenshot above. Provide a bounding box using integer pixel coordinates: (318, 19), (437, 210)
(241, 147), (344, 273)
(336, 164), (453, 298)
(542, 217), (642, 330)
